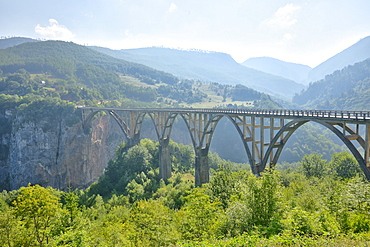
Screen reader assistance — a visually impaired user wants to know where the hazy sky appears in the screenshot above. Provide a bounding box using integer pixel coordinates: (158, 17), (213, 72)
(1, 0), (369, 67)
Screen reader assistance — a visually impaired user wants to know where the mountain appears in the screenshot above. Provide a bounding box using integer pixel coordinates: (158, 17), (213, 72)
(0, 40), (178, 85)
(292, 58), (370, 110)
(0, 37), (38, 49)
(90, 46), (304, 99)
(241, 57), (312, 85)
(307, 36), (370, 82)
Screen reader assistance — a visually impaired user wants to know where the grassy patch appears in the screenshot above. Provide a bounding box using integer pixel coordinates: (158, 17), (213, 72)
(120, 75), (158, 89)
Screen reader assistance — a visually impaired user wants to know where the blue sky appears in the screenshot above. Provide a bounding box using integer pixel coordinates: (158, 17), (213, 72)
(1, 0), (369, 67)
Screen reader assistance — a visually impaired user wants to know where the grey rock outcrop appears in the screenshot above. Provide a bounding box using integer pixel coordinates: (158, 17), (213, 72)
(2, 113), (124, 191)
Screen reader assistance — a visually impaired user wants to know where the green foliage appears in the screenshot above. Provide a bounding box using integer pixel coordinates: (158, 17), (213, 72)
(90, 139), (198, 202)
(206, 165), (248, 209)
(13, 184), (62, 246)
(281, 207), (341, 237)
(169, 140), (195, 173)
(229, 84), (261, 101)
(298, 152), (362, 180)
(153, 174), (194, 209)
(1, 152), (370, 245)
(157, 79), (207, 104)
(300, 154), (327, 178)
(176, 188), (222, 241)
(89, 140), (159, 199)
(16, 96), (80, 130)
(243, 170), (283, 230)
(61, 190), (80, 227)
(328, 152), (363, 179)
(129, 200), (180, 245)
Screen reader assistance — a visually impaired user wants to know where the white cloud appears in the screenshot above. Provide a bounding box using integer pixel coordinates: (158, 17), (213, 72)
(125, 29), (133, 38)
(263, 3), (301, 29)
(168, 3), (178, 13)
(35, 19), (75, 40)
(283, 33), (295, 41)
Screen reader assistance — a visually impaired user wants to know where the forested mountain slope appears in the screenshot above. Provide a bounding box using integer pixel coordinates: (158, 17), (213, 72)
(91, 46), (304, 99)
(293, 58), (370, 110)
(0, 40), (196, 104)
(0, 40), (178, 84)
(308, 35), (370, 83)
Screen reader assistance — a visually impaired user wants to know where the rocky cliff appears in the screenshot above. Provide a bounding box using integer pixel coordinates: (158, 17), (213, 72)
(0, 111), (124, 191)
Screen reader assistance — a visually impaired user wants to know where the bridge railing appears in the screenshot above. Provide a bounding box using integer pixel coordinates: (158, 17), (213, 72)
(220, 109), (370, 120)
(79, 107), (370, 121)
(190, 108), (370, 121)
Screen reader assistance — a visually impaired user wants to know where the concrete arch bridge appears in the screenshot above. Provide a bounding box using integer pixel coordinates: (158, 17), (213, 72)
(79, 107), (370, 185)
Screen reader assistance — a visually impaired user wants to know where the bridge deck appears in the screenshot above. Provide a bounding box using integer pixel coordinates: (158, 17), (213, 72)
(79, 107), (370, 123)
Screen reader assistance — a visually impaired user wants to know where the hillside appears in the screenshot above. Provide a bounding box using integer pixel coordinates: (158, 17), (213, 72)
(0, 40), (178, 85)
(90, 46), (304, 99)
(0, 40), (189, 104)
(241, 57), (312, 85)
(292, 58), (370, 110)
(307, 35), (370, 82)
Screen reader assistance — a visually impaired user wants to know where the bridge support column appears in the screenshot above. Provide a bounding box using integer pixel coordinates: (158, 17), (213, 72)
(159, 138), (172, 180)
(122, 136), (141, 153)
(127, 134), (140, 148)
(195, 147), (209, 186)
(365, 124), (370, 168)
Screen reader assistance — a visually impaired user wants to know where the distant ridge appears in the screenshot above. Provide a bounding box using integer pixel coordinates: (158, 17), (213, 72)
(241, 57), (311, 85)
(308, 36), (370, 82)
(0, 37), (38, 49)
(91, 46), (304, 99)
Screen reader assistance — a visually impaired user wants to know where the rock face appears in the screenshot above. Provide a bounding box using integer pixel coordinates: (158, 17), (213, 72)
(1, 113), (124, 191)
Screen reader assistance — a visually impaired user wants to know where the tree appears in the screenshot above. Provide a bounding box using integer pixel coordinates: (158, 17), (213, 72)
(129, 200), (179, 246)
(207, 165), (247, 209)
(61, 190), (80, 227)
(300, 154), (327, 178)
(329, 152), (362, 179)
(13, 184), (62, 246)
(175, 188), (222, 241)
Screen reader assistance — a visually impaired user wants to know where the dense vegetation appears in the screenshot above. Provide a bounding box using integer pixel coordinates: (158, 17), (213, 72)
(293, 58), (370, 110)
(0, 139), (369, 246)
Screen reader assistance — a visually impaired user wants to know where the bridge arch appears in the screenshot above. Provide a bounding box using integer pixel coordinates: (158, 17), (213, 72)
(82, 109), (131, 139)
(261, 118), (370, 180)
(80, 107), (370, 184)
(224, 115), (255, 173)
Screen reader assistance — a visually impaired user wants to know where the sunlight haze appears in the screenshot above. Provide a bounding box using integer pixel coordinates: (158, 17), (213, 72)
(1, 0), (369, 67)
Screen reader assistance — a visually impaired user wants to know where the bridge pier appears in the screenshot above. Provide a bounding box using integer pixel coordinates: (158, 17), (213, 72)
(159, 138), (172, 180)
(365, 124), (370, 168)
(195, 147), (210, 186)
